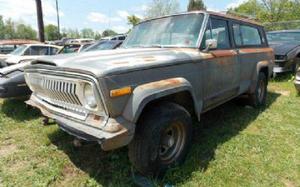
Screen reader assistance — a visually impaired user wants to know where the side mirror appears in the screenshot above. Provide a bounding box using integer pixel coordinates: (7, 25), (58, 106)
(204, 39), (217, 52)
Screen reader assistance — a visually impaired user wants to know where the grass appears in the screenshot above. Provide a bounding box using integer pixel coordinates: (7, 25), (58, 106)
(0, 75), (299, 186)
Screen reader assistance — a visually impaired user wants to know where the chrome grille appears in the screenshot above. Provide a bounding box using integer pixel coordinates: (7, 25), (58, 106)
(25, 73), (88, 118)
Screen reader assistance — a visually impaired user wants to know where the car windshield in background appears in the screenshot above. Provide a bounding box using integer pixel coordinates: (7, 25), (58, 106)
(10, 45), (27, 55)
(122, 13), (204, 48)
(59, 44), (81, 54)
(84, 41), (121, 52)
(267, 32), (300, 43)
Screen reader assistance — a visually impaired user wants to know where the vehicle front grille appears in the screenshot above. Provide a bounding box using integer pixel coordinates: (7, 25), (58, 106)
(25, 73), (88, 118)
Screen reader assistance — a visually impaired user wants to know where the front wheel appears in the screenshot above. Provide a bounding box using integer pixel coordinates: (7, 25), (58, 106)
(128, 102), (192, 177)
(248, 72), (268, 107)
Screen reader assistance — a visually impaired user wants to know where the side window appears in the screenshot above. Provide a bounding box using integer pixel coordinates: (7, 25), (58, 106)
(240, 25), (262, 46)
(203, 18), (231, 49)
(233, 24), (242, 46)
(50, 47), (59, 55)
(30, 46), (49, 55)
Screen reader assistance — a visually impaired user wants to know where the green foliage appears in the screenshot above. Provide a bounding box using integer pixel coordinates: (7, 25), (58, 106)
(0, 18), (37, 40)
(0, 79), (300, 186)
(187, 0), (206, 11)
(102, 29), (117, 37)
(145, 0), (180, 18)
(61, 28), (80, 39)
(127, 15), (141, 27)
(228, 0), (300, 31)
(81, 28), (95, 39)
(0, 16), (5, 39)
(44, 24), (60, 41)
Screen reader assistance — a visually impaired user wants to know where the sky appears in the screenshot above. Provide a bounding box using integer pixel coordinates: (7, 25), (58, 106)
(0, 0), (245, 34)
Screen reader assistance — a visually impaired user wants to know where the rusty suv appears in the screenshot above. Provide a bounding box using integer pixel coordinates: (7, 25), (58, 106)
(24, 11), (274, 176)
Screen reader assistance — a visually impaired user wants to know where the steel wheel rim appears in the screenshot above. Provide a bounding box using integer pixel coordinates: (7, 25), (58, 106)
(159, 121), (186, 164)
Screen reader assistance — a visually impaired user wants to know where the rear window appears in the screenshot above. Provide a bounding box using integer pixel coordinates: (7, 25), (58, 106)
(233, 24), (263, 46)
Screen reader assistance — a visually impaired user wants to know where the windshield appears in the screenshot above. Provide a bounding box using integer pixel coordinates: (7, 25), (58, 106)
(59, 44), (81, 54)
(84, 41), (120, 52)
(10, 45), (27, 55)
(267, 32), (300, 43)
(122, 13), (204, 48)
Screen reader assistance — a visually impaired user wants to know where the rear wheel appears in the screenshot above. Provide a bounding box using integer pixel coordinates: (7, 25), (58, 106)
(248, 72), (268, 107)
(128, 102), (192, 177)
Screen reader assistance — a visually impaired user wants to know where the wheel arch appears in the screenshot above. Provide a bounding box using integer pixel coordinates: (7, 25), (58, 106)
(122, 78), (201, 124)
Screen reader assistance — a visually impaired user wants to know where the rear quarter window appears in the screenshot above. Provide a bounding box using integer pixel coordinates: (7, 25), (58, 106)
(233, 24), (263, 47)
(240, 25), (262, 45)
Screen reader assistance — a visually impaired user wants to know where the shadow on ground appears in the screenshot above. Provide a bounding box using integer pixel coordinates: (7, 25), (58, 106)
(0, 98), (40, 121)
(48, 91), (280, 186)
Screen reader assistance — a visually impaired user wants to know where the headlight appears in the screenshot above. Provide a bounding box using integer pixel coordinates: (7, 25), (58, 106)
(84, 84), (97, 109)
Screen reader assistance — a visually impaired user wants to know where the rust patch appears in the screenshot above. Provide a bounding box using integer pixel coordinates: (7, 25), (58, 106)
(239, 48), (273, 54)
(140, 56), (156, 62)
(211, 50), (237, 58)
(112, 61), (129, 65)
(139, 78), (184, 90)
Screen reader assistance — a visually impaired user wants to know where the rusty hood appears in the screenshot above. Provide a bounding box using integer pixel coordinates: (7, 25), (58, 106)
(30, 48), (205, 77)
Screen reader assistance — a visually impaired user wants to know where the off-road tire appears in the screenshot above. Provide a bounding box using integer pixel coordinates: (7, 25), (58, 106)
(128, 102), (192, 177)
(248, 72), (268, 107)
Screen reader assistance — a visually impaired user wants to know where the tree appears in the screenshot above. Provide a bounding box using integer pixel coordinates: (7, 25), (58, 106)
(0, 16), (5, 39)
(81, 28), (95, 38)
(45, 24), (59, 41)
(4, 18), (16, 39)
(15, 24), (37, 39)
(94, 32), (101, 40)
(187, 0), (206, 11)
(102, 29), (117, 37)
(228, 0), (300, 30)
(127, 15), (141, 27)
(145, 0), (179, 18)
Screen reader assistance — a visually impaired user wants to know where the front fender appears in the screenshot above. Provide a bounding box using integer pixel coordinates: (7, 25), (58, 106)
(122, 78), (199, 123)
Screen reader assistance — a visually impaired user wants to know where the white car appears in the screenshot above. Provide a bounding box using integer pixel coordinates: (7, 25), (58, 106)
(4, 44), (61, 66)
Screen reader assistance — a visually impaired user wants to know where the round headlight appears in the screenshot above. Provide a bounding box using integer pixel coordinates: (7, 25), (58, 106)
(84, 84), (97, 109)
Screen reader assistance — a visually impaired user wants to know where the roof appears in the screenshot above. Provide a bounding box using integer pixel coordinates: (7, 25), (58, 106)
(268, 30), (300, 33)
(0, 39), (41, 45)
(22, 43), (62, 49)
(140, 11), (262, 26)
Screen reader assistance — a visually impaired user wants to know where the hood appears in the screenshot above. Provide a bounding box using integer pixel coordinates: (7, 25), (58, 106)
(0, 61), (30, 75)
(5, 55), (42, 64)
(0, 54), (11, 61)
(31, 48), (204, 77)
(269, 42), (300, 55)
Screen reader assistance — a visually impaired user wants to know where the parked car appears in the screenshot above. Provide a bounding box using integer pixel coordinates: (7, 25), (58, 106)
(101, 34), (127, 41)
(267, 30), (300, 76)
(0, 40), (121, 99)
(67, 38), (95, 44)
(83, 40), (123, 52)
(59, 43), (93, 54)
(295, 68), (300, 93)
(24, 11), (274, 176)
(0, 40), (41, 67)
(0, 62), (31, 98)
(3, 44), (61, 66)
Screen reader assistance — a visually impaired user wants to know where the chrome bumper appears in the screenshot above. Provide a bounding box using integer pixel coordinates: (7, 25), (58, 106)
(26, 95), (135, 151)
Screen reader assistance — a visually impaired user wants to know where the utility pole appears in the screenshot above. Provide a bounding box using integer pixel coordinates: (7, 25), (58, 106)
(55, 0), (60, 38)
(35, 0), (45, 42)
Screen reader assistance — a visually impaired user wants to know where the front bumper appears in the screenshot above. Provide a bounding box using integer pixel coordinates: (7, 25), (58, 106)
(26, 95), (135, 151)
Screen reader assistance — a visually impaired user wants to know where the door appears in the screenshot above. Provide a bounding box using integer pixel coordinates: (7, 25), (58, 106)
(202, 17), (240, 110)
(232, 23), (266, 93)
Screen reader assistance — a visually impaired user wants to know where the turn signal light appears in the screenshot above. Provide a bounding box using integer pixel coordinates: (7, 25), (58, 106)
(110, 86), (132, 98)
